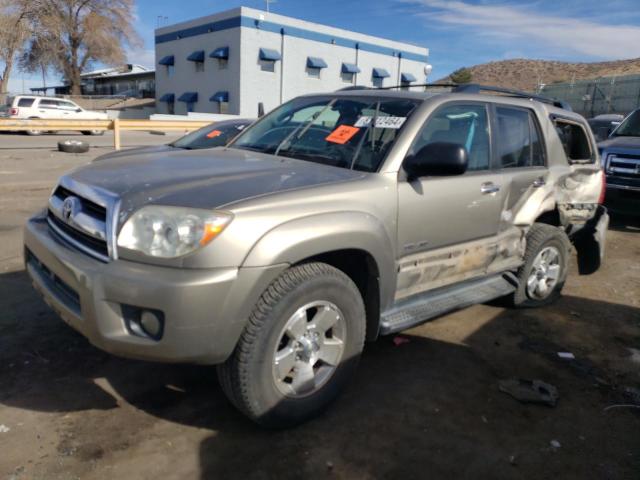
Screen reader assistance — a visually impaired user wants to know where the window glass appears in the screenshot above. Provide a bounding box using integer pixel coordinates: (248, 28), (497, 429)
(171, 121), (250, 150)
(57, 101), (77, 110)
(195, 62), (204, 72)
(307, 67), (321, 79)
(17, 98), (35, 107)
(341, 72), (355, 83)
(495, 106), (545, 168)
(231, 96), (420, 172)
(38, 99), (58, 108)
(554, 121), (593, 163)
(167, 65), (175, 77)
(410, 103), (490, 171)
(372, 77), (384, 88)
(260, 60), (275, 72)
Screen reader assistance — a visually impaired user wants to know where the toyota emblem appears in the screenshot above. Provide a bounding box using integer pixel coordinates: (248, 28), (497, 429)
(62, 196), (81, 222)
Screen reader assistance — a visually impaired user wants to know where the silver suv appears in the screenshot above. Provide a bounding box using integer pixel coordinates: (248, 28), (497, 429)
(24, 85), (608, 427)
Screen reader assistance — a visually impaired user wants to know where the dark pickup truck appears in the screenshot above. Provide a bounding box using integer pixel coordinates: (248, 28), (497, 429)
(598, 108), (640, 213)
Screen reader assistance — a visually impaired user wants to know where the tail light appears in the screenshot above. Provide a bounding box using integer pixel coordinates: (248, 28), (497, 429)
(9, 107), (18, 116)
(598, 170), (606, 204)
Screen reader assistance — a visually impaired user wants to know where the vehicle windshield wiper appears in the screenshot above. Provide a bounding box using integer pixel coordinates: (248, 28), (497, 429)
(274, 99), (337, 157)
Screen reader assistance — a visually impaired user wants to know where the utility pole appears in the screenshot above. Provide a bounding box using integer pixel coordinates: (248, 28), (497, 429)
(265, 0), (276, 13)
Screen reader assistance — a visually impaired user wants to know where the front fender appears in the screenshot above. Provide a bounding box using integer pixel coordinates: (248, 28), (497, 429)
(242, 211), (397, 310)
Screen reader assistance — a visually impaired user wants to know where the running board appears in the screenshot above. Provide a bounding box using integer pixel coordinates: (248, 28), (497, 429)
(380, 274), (517, 335)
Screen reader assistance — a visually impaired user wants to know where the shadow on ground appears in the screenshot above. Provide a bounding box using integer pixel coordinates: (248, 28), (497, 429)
(1, 267), (639, 479)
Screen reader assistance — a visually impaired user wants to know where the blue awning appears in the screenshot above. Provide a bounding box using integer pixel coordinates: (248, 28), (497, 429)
(307, 56), (328, 69)
(178, 92), (198, 103)
(210, 91), (229, 102)
(158, 55), (174, 66)
(210, 46), (229, 59)
(341, 63), (361, 74)
(159, 93), (174, 103)
(187, 50), (205, 62)
(372, 68), (390, 79)
(401, 72), (417, 83)
(259, 48), (281, 61)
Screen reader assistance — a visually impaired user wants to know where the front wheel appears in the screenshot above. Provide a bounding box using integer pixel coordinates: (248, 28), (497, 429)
(510, 223), (570, 307)
(218, 262), (366, 427)
(81, 130), (104, 136)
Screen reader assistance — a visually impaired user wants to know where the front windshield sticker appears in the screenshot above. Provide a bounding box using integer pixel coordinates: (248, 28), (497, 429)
(325, 125), (360, 144)
(206, 129), (223, 138)
(354, 116), (407, 129)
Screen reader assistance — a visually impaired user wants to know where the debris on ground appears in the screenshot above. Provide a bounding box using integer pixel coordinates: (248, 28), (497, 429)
(509, 455), (517, 465)
(326, 461), (334, 471)
(557, 352), (575, 360)
(550, 440), (561, 449)
(392, 336), (411, 347)
(498, 378), (559, 407)
(622, 386), (640, 404)
(0, 424), (10, 433)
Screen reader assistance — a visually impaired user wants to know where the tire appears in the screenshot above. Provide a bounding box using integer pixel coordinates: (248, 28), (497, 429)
(218, 262), (366, 427)
(25, 117), (43, 136)
(81, 130), (104, 136)
(509, 223), (570, 308)
(57, 139), (90, 154)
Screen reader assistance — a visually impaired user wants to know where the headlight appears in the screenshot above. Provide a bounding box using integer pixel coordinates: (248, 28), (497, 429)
(117, 206), (232, 258)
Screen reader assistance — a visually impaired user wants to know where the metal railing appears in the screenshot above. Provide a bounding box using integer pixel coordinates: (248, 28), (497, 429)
(0, 118), (211, 150)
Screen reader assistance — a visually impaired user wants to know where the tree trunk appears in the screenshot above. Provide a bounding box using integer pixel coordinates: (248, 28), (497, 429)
(0, 58), (14, 94)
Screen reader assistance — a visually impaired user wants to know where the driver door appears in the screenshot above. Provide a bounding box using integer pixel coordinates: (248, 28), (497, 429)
(396, 102), (504, 298)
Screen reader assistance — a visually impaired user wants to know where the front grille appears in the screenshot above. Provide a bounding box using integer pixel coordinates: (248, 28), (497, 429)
(607, 153), (640, 178)
(47, 183), (111, 262)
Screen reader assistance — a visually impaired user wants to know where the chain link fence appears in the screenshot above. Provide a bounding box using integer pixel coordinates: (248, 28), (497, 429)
(540, 74), (640, 118)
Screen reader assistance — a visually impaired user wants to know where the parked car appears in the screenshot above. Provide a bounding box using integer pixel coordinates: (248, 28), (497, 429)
(2, 95), (108, 136)
(92, 118), (254, 162)
(598, 108), (640, 213)
(24, 85), (607, 427)
(588, 114), (624, 142)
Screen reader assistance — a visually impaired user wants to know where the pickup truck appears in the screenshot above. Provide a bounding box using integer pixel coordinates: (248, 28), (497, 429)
(24, 85), (608, 427)
(597, 108), (640, 214)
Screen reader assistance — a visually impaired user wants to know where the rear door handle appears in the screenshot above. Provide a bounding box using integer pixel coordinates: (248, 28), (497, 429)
(481, 182), (500, 194)
(532, 177), (546, 188)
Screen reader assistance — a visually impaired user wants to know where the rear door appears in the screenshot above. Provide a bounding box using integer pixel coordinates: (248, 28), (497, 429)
(37, 99), (60, 118)
(492, 104), (548, 215)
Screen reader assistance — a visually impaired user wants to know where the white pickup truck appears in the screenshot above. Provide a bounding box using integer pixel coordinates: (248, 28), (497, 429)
(2, 95), (108, 135)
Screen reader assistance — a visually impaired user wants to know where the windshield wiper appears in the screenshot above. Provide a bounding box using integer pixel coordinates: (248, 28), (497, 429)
(274, 99), (337, 157)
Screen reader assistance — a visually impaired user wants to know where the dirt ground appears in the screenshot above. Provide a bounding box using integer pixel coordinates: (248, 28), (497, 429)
(0, 136), (639, 480)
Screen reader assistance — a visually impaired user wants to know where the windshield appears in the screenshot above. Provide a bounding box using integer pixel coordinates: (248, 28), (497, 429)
(171, 121), (250, 150)
(229, 96), (421, 172)
(612, 110), (640, 137)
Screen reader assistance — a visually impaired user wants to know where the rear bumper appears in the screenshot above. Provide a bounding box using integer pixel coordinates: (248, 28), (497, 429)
(24, 212), (287, 364)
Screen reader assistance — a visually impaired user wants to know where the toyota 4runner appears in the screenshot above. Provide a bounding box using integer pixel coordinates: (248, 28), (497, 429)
(24, 85), (609, 427)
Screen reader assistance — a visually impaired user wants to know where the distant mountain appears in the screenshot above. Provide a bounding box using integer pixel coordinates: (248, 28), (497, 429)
(439, 58), (640, 92)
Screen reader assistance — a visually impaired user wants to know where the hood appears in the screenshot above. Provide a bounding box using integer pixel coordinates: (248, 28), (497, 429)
(93, 144), (175, 162)
(598, 135), (640, 151)
(67, 147), (364, 218)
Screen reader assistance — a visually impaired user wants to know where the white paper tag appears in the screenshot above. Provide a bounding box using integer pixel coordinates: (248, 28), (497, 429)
(354, 116), (407, 129)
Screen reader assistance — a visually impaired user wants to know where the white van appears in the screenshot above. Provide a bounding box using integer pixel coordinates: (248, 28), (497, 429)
(2, 95), (108, 135)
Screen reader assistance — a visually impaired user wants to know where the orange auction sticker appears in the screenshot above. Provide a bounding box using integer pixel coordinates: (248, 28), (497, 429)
(325, 125), (360, 144)
(206, 130), (223, 138)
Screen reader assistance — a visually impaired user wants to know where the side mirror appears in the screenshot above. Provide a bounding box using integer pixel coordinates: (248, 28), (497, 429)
(76, 108), (82, 112)
(404, 142), (468, 179)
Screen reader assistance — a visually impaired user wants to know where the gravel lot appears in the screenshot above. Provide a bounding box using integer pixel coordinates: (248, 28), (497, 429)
(0, 133), (639, 480)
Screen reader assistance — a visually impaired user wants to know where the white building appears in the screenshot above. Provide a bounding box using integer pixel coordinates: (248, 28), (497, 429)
(154, 6), (430, 117)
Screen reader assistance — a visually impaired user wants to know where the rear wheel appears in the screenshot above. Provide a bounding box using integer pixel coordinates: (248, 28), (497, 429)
(25, 117), (43, 136)
(218, 262), (366, 427)
(510, 223), (570, 307)
(81, 130), (104, 136)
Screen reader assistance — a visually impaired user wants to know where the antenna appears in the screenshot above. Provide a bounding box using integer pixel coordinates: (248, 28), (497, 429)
(265, 0), (276, 13)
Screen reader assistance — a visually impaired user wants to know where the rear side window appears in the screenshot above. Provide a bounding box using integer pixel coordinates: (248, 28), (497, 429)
(495, 106), (545, 168)
(39, 99), (58, 109)
(17, 98), (35, 107)
(553, 120), (593, 163)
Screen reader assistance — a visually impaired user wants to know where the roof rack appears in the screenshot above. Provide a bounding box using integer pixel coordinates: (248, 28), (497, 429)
(358, 82), (571, 110)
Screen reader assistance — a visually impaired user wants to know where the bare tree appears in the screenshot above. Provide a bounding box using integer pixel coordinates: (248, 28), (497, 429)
(29, 0), (140, 95)
(0, 0), (33, 94)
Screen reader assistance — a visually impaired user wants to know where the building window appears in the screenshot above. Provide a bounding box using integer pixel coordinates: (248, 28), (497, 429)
(167, 102), (174, 115)
(167, 65), (175, 77)
(218, 58), (228, 70)
(373, 77), (384, 88)
(307, 67), (321, 79)
(186, 102), (195, 113)
(260, 60), (276, 72)
(195, 61), (204, 72)
(341, 72), (355, 83)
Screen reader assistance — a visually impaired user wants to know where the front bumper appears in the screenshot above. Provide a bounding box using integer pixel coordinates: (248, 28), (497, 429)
(24, 212), (287, 364)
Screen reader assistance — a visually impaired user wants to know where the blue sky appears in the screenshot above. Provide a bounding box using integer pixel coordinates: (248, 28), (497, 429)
(9, 0), (640, 92)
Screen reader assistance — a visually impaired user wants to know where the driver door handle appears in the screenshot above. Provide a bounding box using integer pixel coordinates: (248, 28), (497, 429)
(532, 177), (546, 188)
(480, 182), (500, 194)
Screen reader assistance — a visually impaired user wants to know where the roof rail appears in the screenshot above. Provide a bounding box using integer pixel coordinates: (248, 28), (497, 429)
(452, 84), (572, 110)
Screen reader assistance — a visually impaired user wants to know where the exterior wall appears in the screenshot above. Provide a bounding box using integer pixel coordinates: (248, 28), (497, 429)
(155, 6), (429, 117)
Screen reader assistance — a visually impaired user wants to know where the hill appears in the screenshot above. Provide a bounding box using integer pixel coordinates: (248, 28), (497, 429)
(439, 58), (640, 92)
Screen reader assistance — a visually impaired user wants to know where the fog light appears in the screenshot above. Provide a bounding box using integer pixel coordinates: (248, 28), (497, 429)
(122, 305), (164, 341)
(140, 310), (162, 338)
